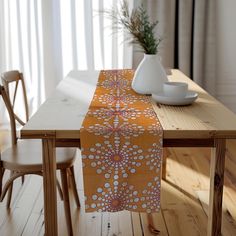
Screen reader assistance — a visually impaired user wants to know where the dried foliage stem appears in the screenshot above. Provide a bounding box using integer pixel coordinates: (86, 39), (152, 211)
(104, 0), (161, 54)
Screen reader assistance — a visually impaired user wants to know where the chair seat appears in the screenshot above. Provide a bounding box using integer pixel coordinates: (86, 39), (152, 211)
(1, 139), (77, 172)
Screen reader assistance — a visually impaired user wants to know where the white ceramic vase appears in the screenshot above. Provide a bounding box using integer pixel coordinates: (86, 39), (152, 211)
(132, 54), (168, 94)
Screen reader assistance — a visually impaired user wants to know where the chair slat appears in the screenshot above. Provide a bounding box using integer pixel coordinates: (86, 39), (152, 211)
(12, 80), (19, 109)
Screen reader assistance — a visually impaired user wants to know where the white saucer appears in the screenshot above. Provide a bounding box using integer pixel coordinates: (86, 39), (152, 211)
(152, 91), (198, 106)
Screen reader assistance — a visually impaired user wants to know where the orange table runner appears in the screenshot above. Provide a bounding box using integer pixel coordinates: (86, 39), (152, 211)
(80, 70), (163, 213)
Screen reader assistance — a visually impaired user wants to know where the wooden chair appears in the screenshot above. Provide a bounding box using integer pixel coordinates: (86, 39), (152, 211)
(0, 71), (80, 236)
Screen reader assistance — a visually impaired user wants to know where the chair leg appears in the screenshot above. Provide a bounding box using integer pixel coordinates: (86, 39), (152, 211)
(0, 166), (4, 197)
(6, 184), (13, 209)
(60, 169), (73, 236)
(56, 178), (64, 201)
(7, 171), (14, 209)
(21, 175), (25, 185)
(68, 166), (80, 208)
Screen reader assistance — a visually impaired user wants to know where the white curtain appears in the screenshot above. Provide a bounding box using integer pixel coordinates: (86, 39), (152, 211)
(1, 0), (236, 123)
(0, 0), (133, 124)
(134, 0), (217, 96)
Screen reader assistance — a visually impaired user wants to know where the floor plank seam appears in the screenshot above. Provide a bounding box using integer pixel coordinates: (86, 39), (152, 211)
(161, 209), (170, 236)
(21, 183), (44, 235)
(0, 175), (31, 230)
(138, 213), (144, 236)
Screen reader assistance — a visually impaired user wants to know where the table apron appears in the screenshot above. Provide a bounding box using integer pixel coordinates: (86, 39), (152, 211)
(54, 138), (215, 148)
(163, 138), (215, 147)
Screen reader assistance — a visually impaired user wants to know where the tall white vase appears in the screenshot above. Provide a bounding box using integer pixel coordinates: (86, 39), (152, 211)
(132, 54), (168, 94)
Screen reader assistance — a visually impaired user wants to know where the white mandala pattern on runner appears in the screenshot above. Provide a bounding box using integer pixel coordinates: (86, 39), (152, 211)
(86, 122), (145, 138)
(81, 70), (163, 213)
(94, 93), (150, 106)
(88, 107), (142, 122)
(82, 140), (144, 175)
(85, 178), (161, 213)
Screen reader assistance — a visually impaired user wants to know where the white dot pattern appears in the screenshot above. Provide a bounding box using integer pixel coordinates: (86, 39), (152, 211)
(80, 70), (163, 213)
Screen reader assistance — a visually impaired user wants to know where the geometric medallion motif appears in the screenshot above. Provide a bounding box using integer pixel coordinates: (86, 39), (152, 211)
(80, 70), (163, 213)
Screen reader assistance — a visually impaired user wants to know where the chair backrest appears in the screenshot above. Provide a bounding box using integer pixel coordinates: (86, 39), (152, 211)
(0, 85), (17, 145)
(1, 71), (29, 126)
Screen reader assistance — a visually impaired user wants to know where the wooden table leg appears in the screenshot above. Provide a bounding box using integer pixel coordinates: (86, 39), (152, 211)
(207, 139), (226, 236)
(42, 139), (58, 236)
(147, 214), (160, 234)
(162, 148), (167, 180)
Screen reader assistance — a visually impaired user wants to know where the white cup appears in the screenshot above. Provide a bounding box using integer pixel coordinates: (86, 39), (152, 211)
(163, 82), (188, 98)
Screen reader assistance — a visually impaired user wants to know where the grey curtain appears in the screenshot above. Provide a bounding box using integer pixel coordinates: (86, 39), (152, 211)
(133, 0), (217, 95)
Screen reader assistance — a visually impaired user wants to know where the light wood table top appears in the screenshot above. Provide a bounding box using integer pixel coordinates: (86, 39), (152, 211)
(21, 69), (236, 140)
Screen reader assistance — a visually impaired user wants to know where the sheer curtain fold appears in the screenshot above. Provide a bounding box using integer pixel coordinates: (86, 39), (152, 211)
(0, 0), (133, 126)
(84, 0), (95, 70)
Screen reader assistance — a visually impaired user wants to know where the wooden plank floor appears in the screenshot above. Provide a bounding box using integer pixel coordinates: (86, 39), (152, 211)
(0, 129), (236, 236)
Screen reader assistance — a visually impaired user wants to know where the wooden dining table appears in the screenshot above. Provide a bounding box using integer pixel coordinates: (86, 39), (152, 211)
(21, 69), (236, 236)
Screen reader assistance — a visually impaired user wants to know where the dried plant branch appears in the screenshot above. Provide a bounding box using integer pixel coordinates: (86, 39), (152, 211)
(103, 0), (161, 54)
